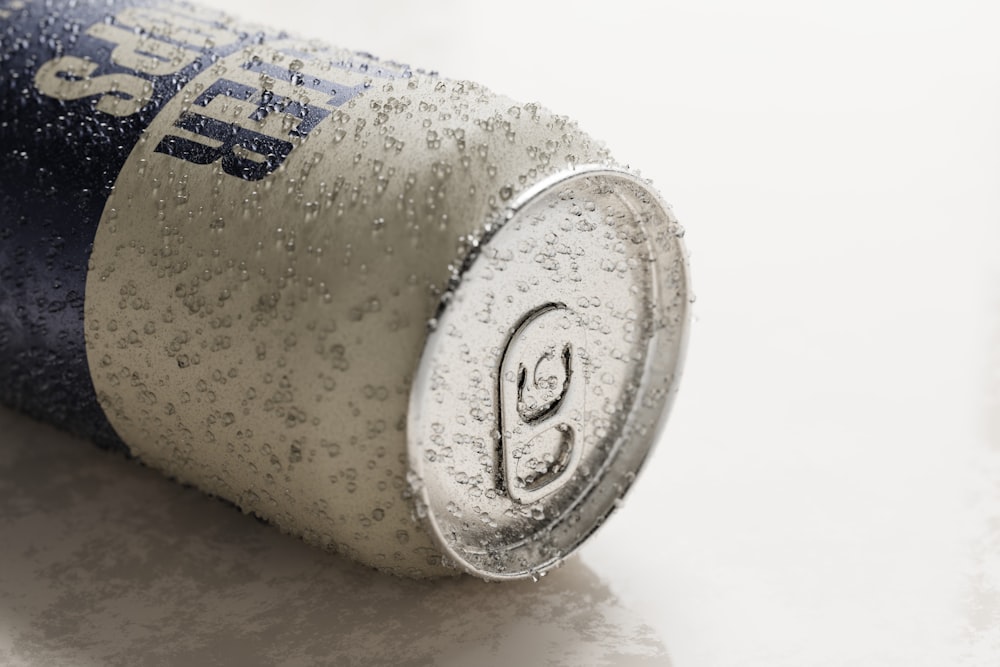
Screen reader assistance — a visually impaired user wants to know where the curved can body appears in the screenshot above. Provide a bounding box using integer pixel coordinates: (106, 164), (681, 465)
(0, 0), (690, 578)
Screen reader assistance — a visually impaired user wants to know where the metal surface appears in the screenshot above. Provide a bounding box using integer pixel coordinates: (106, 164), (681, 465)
(409, 168), (688, 578)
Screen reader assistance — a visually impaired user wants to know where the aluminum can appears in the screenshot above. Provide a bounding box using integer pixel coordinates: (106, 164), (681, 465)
(0, 0), (690, 579)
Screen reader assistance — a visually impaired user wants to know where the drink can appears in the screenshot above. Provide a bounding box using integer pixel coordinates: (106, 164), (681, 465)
(0, 0), (690, 578)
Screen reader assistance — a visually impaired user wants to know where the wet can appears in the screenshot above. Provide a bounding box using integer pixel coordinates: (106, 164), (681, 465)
(0, 0), (690, 579)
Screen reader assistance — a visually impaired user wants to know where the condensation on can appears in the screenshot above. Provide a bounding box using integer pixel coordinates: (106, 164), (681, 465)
(1, 0), (690, 579)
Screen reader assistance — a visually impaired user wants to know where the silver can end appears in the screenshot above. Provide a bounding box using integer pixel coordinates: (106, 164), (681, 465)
(408, 168), (690, 580)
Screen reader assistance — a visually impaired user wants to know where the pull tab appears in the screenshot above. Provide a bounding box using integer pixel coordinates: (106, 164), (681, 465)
(498, 304), (586, 504)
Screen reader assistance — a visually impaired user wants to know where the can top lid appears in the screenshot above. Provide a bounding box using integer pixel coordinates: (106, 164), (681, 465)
(407, 167), (690, 580)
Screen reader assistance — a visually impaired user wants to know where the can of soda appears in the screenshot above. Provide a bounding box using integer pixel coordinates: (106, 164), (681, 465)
(0, 0), (690, 579)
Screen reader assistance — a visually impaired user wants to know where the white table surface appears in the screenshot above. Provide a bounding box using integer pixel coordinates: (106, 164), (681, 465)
(2, 1), (998, 665)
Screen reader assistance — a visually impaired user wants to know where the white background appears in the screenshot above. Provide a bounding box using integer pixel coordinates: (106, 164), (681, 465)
(2, 1), (999, 665)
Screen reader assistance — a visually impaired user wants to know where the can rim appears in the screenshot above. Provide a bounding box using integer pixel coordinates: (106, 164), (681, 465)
(407, 164), (692, 581)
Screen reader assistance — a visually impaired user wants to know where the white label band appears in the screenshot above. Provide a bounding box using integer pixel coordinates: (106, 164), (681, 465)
(79, 3), (617, 577)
